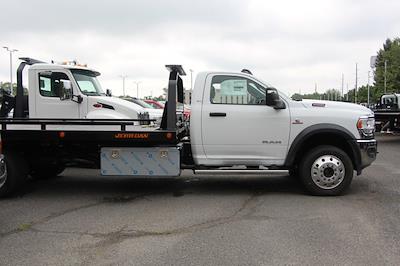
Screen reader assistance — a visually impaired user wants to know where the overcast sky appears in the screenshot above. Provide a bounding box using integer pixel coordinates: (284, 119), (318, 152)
(1, 0), (399, 97)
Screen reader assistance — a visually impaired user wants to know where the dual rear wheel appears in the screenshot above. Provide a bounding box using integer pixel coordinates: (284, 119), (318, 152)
(0, 153), (65, 198)
(0, 152), (29, 198)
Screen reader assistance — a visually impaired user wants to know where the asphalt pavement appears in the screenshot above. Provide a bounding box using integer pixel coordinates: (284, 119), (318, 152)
(1, 134), (400, 265)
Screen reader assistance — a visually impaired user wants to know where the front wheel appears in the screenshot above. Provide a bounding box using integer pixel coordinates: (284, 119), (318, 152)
(299, 145), (353, 196)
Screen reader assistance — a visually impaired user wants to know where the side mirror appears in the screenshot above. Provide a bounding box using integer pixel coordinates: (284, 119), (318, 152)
(60, 80), (73, 101)
(266, 88), (286, 109)
(106, 89), (112, 97)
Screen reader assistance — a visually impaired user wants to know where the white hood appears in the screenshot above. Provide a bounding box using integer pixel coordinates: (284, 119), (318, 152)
(89, 96), (146, 119)
(301, 99), (374, 116)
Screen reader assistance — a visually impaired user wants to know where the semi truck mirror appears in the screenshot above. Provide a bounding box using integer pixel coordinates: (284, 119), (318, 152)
(60, 80), (73, 101)
(106, 89), (112, 97)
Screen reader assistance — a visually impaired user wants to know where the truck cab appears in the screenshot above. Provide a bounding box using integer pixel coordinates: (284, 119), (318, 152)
(375, 93), (400, 110)
(189, 71), (377, 195)
(372, 93), (400, 132)
(1, 58), (148, 122)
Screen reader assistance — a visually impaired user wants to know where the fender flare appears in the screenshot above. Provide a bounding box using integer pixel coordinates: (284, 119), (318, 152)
(284, 123), (361, 172)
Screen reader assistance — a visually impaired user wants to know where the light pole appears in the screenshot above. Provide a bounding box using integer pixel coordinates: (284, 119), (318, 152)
(3, 46), (18, 94)
(367, 71), (371, 106)
(189, 69), (194, 90)
(355, 63), (358, 104)
(189, 69), (194, 104)
(341, 73), (344, 101)
(384, 60), (388, 94)
(133, 81), (141, 98)
(119, 75), (128, 96)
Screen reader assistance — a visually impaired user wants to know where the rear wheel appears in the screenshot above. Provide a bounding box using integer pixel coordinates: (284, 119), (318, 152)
(0, 152), (29, 198)
(299, 145), (353, 196)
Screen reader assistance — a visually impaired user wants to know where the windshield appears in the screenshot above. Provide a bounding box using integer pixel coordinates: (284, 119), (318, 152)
(71, 69), (105, 96)
(382, 95), (397, 105)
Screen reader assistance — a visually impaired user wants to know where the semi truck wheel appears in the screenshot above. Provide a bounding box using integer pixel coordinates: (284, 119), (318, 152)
(30, 164), (65, 180)
(0, 152), (29, 198)
(299, 145), (353, 196)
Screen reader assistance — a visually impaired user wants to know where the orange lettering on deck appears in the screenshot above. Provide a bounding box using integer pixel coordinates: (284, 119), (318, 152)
(114, 133), (149, 139)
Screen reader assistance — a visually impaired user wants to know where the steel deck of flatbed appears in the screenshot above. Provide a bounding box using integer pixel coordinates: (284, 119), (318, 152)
(0, 118), (179, 147)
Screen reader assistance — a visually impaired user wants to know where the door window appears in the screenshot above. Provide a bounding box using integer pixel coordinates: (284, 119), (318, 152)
(39, 72), (70, 97)
(210, 75), (266, 105)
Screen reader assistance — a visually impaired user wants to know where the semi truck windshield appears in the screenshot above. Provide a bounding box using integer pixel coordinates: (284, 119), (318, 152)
(71, 69), (105, 96)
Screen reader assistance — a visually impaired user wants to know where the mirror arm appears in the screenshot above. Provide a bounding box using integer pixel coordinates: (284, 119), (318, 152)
(71, 95), (83, 104)
(273, 100), (286, 110)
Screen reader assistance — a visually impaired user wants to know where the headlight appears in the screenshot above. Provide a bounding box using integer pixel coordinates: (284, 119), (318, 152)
(357, 116), (375, 138)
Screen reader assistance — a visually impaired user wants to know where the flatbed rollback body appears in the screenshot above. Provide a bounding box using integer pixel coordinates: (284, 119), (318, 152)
(0, 64), (189, 197)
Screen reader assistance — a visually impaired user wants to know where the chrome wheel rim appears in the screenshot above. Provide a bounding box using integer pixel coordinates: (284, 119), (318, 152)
(311, 155), (345, 189)
(0, 160), (7, 189)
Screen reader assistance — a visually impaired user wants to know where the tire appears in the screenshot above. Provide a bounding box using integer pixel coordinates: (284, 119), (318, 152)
(30, 164), (65, 180)
(299, 145), (353, 196)
(0, 152), (29, 198)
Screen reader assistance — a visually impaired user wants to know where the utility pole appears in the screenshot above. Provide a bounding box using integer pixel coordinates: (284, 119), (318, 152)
(3, 46), (18, 94)
(189, 69), (194, 104)
(346, 83), (349, 101)
(384, 60), (388, 94)
(341, 73), (344, 101)
(189, 69), (194, 91)
(367, 71), (371, 106)
(355, 63), (358, 104)
(119, 75), (128, 96)
(133, 81), (141, 98)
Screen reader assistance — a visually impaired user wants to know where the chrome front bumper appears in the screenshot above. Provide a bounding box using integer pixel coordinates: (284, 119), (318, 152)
(357, 139), (377, 170)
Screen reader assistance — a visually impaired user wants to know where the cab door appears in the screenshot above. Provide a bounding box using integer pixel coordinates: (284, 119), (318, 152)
(34, 71), (80, 118)
(201, 74), (291, 166)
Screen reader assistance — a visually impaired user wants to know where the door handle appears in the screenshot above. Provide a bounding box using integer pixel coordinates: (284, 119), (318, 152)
(209, 112), (226, 117)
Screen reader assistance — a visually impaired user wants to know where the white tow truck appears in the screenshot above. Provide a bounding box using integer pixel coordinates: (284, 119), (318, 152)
(0, 58), (148, 121)
(0, 58), (377, 197)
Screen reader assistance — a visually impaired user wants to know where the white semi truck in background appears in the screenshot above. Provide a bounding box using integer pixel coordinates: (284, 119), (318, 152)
(0, 58), (151, 121)
(0, 58), (377, 197)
